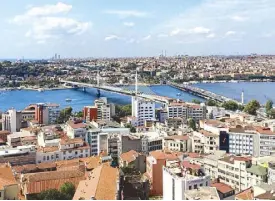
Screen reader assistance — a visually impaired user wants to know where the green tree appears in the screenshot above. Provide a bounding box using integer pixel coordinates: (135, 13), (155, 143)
(222, 100), (239, 111)
(188, 118), (196, 131)
(206, 99), (219, 106)
(75, 111), (83, 118)
(269, 109), (275, 119)
(36, 189), (69, 200)
(57, 107), (73, 123)
(60, 182), (75, 200)
(244, 100), (261, 115)
(125, 123), (137, 133)
(266, 100), (273, 114)
(192, 99), (201, 104)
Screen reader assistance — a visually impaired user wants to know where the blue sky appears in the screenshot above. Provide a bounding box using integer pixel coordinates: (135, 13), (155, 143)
(1, 0), (275, 59)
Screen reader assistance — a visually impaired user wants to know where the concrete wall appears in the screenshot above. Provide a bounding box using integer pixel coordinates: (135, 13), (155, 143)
(4, 184), (19, 200)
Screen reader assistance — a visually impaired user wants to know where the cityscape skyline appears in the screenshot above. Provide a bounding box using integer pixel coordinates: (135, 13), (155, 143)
(1, 0), (275, 58)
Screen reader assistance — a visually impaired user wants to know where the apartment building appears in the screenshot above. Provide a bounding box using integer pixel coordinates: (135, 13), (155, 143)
(94, 98), (112, 121)
(35, 103), (60, 125)
(163, 160), (211, 200)
(217, 156), (252, 192)
(162, 135), (190, 152)
(37, 126), (61, 147)
(203, 151), (227, 179)
(255, 127), (275, 156)
(268, 161), (275, 184)
(36, 138), (90, 163)
(83, 106), (97, 122)
(145, 150), (182, 196)
(228, 127), (258, 156)
(191, 130), (219, 154)
(65, 119), (87, 141)
(2, 109), (21, 132)
(132, 97), (156, 126)
(166, 102), (206, 122)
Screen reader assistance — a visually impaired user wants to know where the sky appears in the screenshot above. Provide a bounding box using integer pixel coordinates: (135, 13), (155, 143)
(1, 0), (275, 59)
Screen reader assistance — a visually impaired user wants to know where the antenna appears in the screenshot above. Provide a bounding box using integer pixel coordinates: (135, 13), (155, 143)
(97, 67), (100, 87)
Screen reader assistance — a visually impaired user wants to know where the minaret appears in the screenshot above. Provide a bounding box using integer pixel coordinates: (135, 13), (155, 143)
(97, 68), (100, 87)
(241, 90), (244, 105)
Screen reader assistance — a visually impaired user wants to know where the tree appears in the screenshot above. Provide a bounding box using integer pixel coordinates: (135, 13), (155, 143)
(192, 99), (201, 104)
(244, 100), (261, 115)
(60, 182), (75, 200)
(75, 111), (83, 118)
(36, 189), (69, 200)
(269, 109), (275, 119)
(125, 123), (136, 133)
(266, 100), (273, 114)
(188, 118), (196, 131)
(57, 107), (73, 123)
(222, 100), (239, 111)
(115, 104), (132, 117)
(206, 99), (219, 107)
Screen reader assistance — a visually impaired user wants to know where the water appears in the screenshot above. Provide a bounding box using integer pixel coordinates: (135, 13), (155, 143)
(194, 82), (275, 104)
(0, 85), (203, 112)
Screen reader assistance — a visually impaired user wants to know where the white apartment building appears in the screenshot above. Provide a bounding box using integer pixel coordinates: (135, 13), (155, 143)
(268, 161), (275, 184)
(206, 106), (226, 119)
(199, 119), (228, 135)
(228, 127), (259, 156)
(37, 126), (61, 147)
(163, 160), (211, 200)
(36, 138), (90, 163)
(65, 120), (87, 142)
(191, 130), (219, 154)
(132, 97), (155, 126)
(2, 109), (21, 132)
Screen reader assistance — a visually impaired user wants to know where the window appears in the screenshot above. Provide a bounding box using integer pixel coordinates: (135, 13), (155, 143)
(206, 181), (208, 186)
(189, 186), (192, 190)
(194, 184), (198, 189)
(47, 156), (49, 160)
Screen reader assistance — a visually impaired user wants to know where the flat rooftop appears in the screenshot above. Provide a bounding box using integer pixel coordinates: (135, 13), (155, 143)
(185, 187), (220, 200)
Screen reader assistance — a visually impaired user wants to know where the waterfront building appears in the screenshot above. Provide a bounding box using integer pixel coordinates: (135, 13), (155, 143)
(166, 101), (206, 123)
(2, 109), (21, 132)
(132, 97), (156, 126)
(94, 97), (112, 121)
(35, 103), (60, 125)
(163, 160), (211, 200)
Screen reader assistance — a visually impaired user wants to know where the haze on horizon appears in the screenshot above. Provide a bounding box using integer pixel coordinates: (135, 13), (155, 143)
(1, 0), (275, 59)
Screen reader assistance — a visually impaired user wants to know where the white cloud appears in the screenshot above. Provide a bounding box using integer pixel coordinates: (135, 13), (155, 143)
(105, 35), (120, 41)
(225, 31), (236, 36)
(123, 22), (135, 27)
(141, 35), (151, 41)
(157, 33), (169, 38)
(11, 2), (91, 43)
(170, 26), (210, 36)
(231, 15), (248, 22)
(104, 10), (148, 18)
(206, 33), (216, 38)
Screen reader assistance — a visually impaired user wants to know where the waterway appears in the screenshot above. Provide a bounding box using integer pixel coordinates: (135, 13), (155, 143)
(1, 82), (274, 112)
(194, 82), (275, 104)
(0, 85), (203, 112)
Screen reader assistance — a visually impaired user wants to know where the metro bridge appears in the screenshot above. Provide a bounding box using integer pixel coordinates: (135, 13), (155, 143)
(60, 80), (170, 104)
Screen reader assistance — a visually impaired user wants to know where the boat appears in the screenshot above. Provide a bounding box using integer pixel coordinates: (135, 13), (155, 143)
(38, 88), (44, 92)
(66, 98), (72, 102)
(177, 93), (181, 96)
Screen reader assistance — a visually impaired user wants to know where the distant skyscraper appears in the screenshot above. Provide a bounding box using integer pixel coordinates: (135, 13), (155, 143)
(54, 53), (57, 60)
(58, 55), (60, 60)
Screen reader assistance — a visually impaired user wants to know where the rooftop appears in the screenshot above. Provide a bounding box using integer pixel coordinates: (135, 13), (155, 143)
(120, 150), (139, 164)
(73, 164), (119, 200)
(246, 164), (267, 176)
(211, 181), (234, 194)
(219, 156), (251, 164)
(0, 165), (17, 190)
(235, 187), (254, 200)
(184, 187), (220, 200)
(68, 120), (87, 129)
(149, 150), (182, 160)
(164, 135), (189, 141)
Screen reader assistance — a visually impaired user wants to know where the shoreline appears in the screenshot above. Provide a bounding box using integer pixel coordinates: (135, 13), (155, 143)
(0, 86), (72, 92)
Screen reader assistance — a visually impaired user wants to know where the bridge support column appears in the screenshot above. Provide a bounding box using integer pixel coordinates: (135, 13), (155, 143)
(97, 89), (101, 98)
(83, 87), (86, 92)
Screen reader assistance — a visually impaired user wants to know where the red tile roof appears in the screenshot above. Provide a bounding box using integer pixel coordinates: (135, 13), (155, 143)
(68, 121), (87, 129)
(182, 161), (200, 170)
(211, 182), (234, 194)
(120, 150), (139, 163)
(235, 187), (254, 200)
(164, 135), (189, 141)
(149, 150), (182, 160)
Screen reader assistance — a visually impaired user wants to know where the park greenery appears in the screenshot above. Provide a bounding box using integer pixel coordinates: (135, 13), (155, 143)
(192, 99), (201, 104)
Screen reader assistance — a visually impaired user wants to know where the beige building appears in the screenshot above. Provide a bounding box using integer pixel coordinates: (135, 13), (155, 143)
(191, 130), (219, 154)
(162, 135), (191, 152)
(0, 165), (18, 200)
